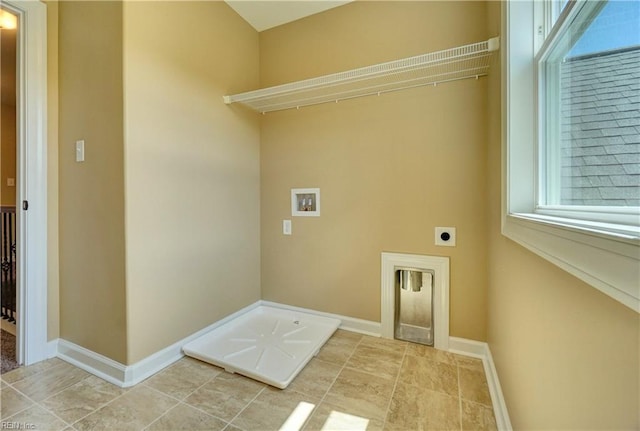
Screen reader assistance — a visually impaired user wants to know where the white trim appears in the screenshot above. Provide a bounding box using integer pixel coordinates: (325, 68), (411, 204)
(55, 302), (261, 387)
(448, 336), (486, 358)
(380, 252), (449, 350)
(260, 300), (380, 336)
(47, 338), (58, 359)
(57, 339), (128, 387)
(49, 301), (380, 387)
(505, 215), (639, 312)
(4, 0), (49, 366)
(124, 301), (261, 386)
(449, 337), (513, 431)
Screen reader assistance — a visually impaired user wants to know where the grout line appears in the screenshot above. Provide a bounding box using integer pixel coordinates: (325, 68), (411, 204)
(141, 401), (182, 431)
(457, 364), (463, 431)
(2, 357), (66, 386)
(140, 363), (233, 427)
(60, 380), (132, 427)
(381, 339), (408, 430)
(225, 383), (266, 429)
(1, 373), (87, 429)
(142, 375), (232, 426)
(296, 332), (364, 429)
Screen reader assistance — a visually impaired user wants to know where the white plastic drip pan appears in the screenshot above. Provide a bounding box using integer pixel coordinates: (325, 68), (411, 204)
(183, 305), (340, 389)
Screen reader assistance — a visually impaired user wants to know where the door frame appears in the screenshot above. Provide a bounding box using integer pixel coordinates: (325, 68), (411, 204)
(4, 0), (48, 366)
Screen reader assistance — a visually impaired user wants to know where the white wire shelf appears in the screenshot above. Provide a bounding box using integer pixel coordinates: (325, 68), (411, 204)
(224, 37), (499, 114)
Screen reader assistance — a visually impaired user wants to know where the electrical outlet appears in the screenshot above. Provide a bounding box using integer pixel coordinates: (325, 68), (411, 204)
(435, 227), (456, 246)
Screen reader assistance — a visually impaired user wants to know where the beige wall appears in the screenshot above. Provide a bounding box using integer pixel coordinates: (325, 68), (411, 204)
(123, 1), (261, 363)
(260, 1), (490, 340)
(58, 1), (127, 363)
(46, 0), (59, 341)
(1, 104), (16, 207)
(485, 2), (640, 429)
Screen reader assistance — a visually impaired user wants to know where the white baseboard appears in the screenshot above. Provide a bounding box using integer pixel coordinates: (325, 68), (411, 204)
(449, 337), (512, 431)
(55, 301), (261, 387)
(57, 339), (129, 387)
(260, 300), (381, 336)
(47, 338), (59, 359)
(50, 300), (377, 387)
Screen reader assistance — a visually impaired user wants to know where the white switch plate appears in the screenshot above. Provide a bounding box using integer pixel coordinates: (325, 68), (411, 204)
(6, 178), (15, 187)
(283, 220), (292, 235)
(435, 227), (456, 246)
(75, 140), (85, 162)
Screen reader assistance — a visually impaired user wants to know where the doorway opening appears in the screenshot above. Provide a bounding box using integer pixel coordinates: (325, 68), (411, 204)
(1, 0), (48, 370)
(0, 6), (19, 374)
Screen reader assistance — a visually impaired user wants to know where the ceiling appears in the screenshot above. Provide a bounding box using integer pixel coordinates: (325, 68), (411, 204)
(225, 0), (352, 32)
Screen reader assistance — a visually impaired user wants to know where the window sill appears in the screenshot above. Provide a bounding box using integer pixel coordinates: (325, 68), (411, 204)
(518, 212), (640, 241)
(502, 213), (640, 313)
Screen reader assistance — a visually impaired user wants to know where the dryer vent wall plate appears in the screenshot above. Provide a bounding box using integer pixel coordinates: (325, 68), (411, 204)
(435, 227), (456, 246)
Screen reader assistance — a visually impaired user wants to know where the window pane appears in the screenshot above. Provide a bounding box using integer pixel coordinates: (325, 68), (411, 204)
(545, 1), (640, 207)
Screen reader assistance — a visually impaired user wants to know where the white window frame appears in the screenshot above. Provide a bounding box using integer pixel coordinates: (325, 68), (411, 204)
(536, 1), (640, 227)
(502, 0), (640, 313)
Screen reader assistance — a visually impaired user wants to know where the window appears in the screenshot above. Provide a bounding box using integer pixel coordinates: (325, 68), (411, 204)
(503, 0), (640, 313)
(537, 0), (640, 228)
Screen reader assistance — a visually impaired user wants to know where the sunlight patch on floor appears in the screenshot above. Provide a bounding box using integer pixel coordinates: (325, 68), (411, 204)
(280, 401), (316, 431)
(322, 410), (370, 430)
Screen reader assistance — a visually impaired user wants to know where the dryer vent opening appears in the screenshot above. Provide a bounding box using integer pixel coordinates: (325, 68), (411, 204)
(395, 269), (434, 346)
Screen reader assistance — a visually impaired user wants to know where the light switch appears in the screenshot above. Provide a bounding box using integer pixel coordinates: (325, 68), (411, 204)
(6, 178), (14, 187)
(283, 220), (292, 235)
(75, 140), (85, 162)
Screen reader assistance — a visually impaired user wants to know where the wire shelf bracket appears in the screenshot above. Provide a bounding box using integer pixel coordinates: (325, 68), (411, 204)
(223, 37), (499, 114)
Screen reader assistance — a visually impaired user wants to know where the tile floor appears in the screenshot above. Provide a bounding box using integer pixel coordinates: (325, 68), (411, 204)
(0, 330), (497, 430)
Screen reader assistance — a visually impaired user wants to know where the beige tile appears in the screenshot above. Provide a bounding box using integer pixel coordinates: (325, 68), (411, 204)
(315, 331), (360, 366)
(405, 343), (457, 365)
(329, 329), (363, 345)
(462, 400), (497, 431)
(3, 405), (67, 431)
(386, 382), (460, 431)
(74, 385), (178, 431)
(232, 386), (319, 431)
(287, 358), (342, 398)
(358, 336), (407, 354)
(185, 372), (265, 421)
(303, 401), (384, 431)
(398, 355), (458, 397)
(345, 345), (403, 380)
(40, 375), (126, 424)
(144, 357), (221, 400)
(12, 361), (90, 402)
(456, 355), (485, 371)
(323, 368), (394, 421)
(1, 358), (65, 384)
(1, 385), (34, 419)
(147, 402), (227, 431)
(459, 367), (492, 407)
